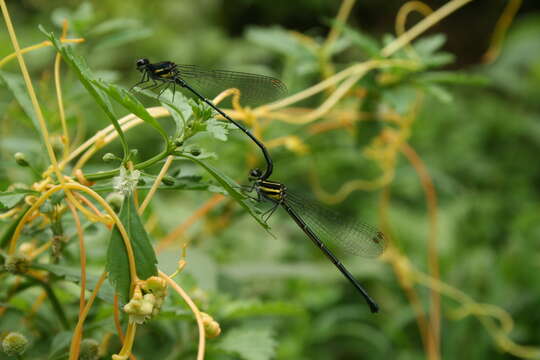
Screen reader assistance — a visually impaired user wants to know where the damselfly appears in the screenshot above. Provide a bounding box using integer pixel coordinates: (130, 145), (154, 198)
(132, 58), (287, 180)
(247, 168), (386, 313)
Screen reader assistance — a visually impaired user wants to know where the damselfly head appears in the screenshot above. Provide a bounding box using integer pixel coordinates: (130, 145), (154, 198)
(136, 58), (150, 72)
(249, 168), (263, 180)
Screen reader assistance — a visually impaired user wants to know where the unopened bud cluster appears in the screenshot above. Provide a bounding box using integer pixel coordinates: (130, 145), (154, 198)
(113, 167), (140, 195)
(201, 312), (221, 338)
(123, 276), (167, 324)
(79, 338), (99, 360)
(2, 332), (29, 356)
(5, 254), (30, 274)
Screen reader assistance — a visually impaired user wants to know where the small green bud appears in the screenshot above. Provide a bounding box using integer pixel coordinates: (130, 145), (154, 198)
(102, 153), (119, 163)
(106, 192), (124, 213)
(40, 200), (54, 214)
(161, 175), (175, 186)
(50, 190), (65, 205)
(201, 312), (221, 339)
(171, 168), (181, 177)
(79, 338), (99, 360)
(14, 152), (29, 167)
(2, 332), (29, 356)
(190, 147), (201, 156)
(5, 254), (30, 274)
(174, 139), (184, 147)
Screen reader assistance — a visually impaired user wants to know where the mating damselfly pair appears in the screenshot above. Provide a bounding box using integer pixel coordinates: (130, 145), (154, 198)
(132, 58), (386, 313)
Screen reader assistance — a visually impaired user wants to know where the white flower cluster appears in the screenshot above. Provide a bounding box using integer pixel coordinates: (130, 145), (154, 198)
(113, 167), (141, 195)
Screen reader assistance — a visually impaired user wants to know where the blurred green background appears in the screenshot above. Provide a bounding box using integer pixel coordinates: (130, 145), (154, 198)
(1, 1), (540, 359)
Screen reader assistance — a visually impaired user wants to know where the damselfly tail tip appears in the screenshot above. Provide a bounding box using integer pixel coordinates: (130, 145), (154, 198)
(369, 301), (380, 313)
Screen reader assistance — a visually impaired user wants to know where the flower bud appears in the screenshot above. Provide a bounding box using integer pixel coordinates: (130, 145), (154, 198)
(174, 139), (184, 147)
(79, 338), (99, 360)
(201, 312), (221, 338)
(2, 332), (29, 356)
(102, 153), (119, 163)
(161, 175), (175, 186)
(5, 254), (30, 274)
(171, 168), (181, 177)
(142, 276), (167, 295)
(14, 152), (29, 167)
(40, 200), (54, 214)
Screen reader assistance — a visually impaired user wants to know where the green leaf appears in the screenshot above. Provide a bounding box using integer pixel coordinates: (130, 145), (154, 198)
(0, 205), (29, 249)
(382, 85), (418, 114)
(205, 118), (229, 141)
(106, 194), (158, 302)
(413, 34), (447, 56)
(424, 83), (453, 103)
(246, 26), (308, 57)
(35, 263), (116, 304)
(190, 98), (214, 123)
(93, 79), (168, 141)
(181, 146), (217, 160)
(416, 71), (490, 86)
(413, 34), (455, 67)
(90, 18), (141, 35)
(48, 331), (71, 360)
(176, 152), (270, 231)
(159, 91), (193, 139)
(339, 22), (381, 58)
(219, 326), (277, 360)
(94, 28), (153, 50)
(40, 25), (129, 160)
(0, 71), (40, 132)
(224, 300), (306, 319)
(0, 191), (27, 210)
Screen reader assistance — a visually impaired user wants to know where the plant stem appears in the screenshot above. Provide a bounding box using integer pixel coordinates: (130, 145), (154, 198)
(21, 272), (70, 330)
(84, 147), (172, 181)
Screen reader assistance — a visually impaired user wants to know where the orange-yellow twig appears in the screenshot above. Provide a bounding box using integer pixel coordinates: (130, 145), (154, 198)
(158, 194), (225, 251)
(74, 192), (106, 219)
(8, 183), (139, 299)
(55, 20), (71, 159)
(483, 0), (522, 64)
(139, 155), (174, 215)
(323, 0), (356, 52)
(395, 1), (434, 58)
(66, 200), (87, 314)
(159, 271), (205, 360)
(382, 0), (475, 57)
(68, 271), (107, 360)
(400, 142), (440, 360)
(0, 38), (85, 68)
(379, 188), (436, 359)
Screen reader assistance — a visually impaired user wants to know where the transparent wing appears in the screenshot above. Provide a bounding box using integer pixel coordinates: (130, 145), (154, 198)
(283, 191), (386, 258)
(175, 64), (287, 106)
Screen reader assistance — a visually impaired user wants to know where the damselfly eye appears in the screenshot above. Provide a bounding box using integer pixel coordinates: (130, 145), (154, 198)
(136, 58), (149, 68)
(249, 168), (262, 179)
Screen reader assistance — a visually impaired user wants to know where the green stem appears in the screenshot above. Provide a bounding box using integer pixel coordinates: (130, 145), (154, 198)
(20, 272), (70, 330)
(84, 146), (172, 181)
(108, 115), (130, 163)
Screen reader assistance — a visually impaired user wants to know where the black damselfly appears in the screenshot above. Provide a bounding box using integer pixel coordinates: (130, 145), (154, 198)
(132, 58), (287, 180)
(247, 168), (386, 313)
